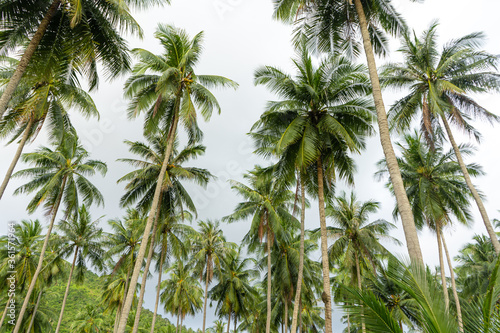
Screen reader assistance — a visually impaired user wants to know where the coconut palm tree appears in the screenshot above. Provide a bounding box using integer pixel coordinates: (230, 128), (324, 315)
(118, 25), (237, 332)
(160, 261), (203, 333)
(0, 0), (168, 117)
(381, 22), (500, 253)
(11, 133), (106, 332)
(272, 0), (424, 266)
(53, 205), (105, 333)
(0, 53), (99, 200)
(192, 220), (234, 333)
(252, 46), (374, 332)
(209, 247), (258, 333)
(71, 305), (110, 333)
(225, 166), (298, 333)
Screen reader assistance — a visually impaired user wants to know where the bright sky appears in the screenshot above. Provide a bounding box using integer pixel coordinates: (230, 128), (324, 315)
(1, 0), (499, 329)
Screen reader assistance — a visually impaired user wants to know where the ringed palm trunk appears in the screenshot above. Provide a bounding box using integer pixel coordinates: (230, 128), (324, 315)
(316, 158), (333, 333)
(355, 252), (366, 333)
(441, 231), (464, 332)
(290, 175), (305, 333)
(0, 116), (35, 200)
(150, 237), (167, 333)
(55, 246), (79, 333)
(0, 293), (14, 329)
(440, 114), (500, 254)
(0, 0), (61, 118)
(266, 226), (272, 333)
(131, 203), (162, 333)
(117, 106), (180, 333)
(353, 0), (423, 264)
(436, 223), (449, 309)
(27, 289), (43, 333)
(14, 177), (67, 333)
(202, 255), (211, 333)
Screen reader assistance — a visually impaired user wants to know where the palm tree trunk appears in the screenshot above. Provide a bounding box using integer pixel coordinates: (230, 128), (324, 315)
(290, 176), (305, 333)
(0, 116), (35, 200)
(114, 306), (121, 333)
(0, 293), (14, 329)
(298, 300), (302, 333)
(227, 306), (232, 333)
(55, 246), (79, 333)
(0, 0), (61, 118)
(353, 0), (423, 264)
(440, 114), (500, 253)
(202, 255), (211, 333)
(115, 255), (133, 333)
(441, 232), (464, 332)
(14, 177), (66, 333)
(131, 204), (162, 333)
(117, 108), (180, 333)
(180, 313), (184, 333)
(234, 315), (237, 333)
(284, 298), (288, 333)
(316, 158), (333, 333)
(347, 309), (351, 333)
(436, 224), (449, 309)
(176, 306), (181, 333)
(266, 226), (272, 333)
(150, 240), (166, 333)
(27, 289), (43, 333)
(355, 252), (366, 333)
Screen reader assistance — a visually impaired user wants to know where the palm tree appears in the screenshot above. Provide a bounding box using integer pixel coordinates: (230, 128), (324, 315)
(0, 52), (98, 200)
(0, 0), (167, 117)
(160, 261), (203, 333)
(381, 22), (500, 253)
(118, 25), (237, 332)
(225, 166), (298, 333)
(272, 0), (424, 265)
(252, 46), (374, 332)
(209, 247), (258, 333)
(325, 191), (399, 333)
(191, 220), (234, 333)
(71, 305), (110, 333)
(376, 132), (481, 331)
(53, 205), (105, 333)
(117, 134), (212, 333)
(11, 133), (106, 332)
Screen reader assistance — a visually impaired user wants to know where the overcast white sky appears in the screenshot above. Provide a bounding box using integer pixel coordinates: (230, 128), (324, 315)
(1, 0), (500, 329)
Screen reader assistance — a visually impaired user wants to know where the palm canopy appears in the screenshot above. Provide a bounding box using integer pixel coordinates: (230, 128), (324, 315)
(117, 133), (212, 216)
(381, 21), (500, 145)
(13, 133), (107, 217)
(124, 23), (238, 136)
(376, 131), (481, 229)
(272, 0), (409, 58)
(251, 46), (374, 187)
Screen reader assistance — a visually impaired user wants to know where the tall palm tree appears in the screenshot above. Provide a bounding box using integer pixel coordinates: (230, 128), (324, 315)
(381, 22), (500, 253)
(0, 0), (167, 117)
(117, 133), (212, 333)
(253, 46), (374, 332)
(160, 261), (203, 333)
(11, 133), (106, 332)
(118, 25), (237, 332)
(53, 205), (105, 333)
(225, 166), (298, 333)
(272, 0), (424, 265)
(0, 52), (98, 200)
(209, 247), (258, 333)
(191, 220), (234, 333)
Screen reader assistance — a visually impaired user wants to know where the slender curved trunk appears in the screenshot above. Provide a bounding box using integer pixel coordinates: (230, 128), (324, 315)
(298, 300), (302, 333)
(176, 306), (181, 333)
(441, 232), (463, 332)
(132, 205), (162, 333)
(180, 313), (184, 333)
(55, 246), (79, 333)
(0, 0), (61, 118)
(202, 255), (211, 333)
(355, 252), (366, 333)
(113, 306), (121, 333)
(0, 293), (14, 329)
(14, 177), (66, 333)
(150, 239), (167, 333)
(436, 224), (449, 309)
(227, 305), (232, 333)
(0, 116), (35, 200)
(290, 176), (305, 333)
(284, 298), (288, 333)
(316, 158), (333, 333)
(115, 254), (133, 333)
(266, 226), (272, 333)
(441, 115), (500, 253)
(27, 289), (43, 333)
(117, 107), (180, 333)
(353, 0), (423, 264)
(234, 315), (237, 333)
